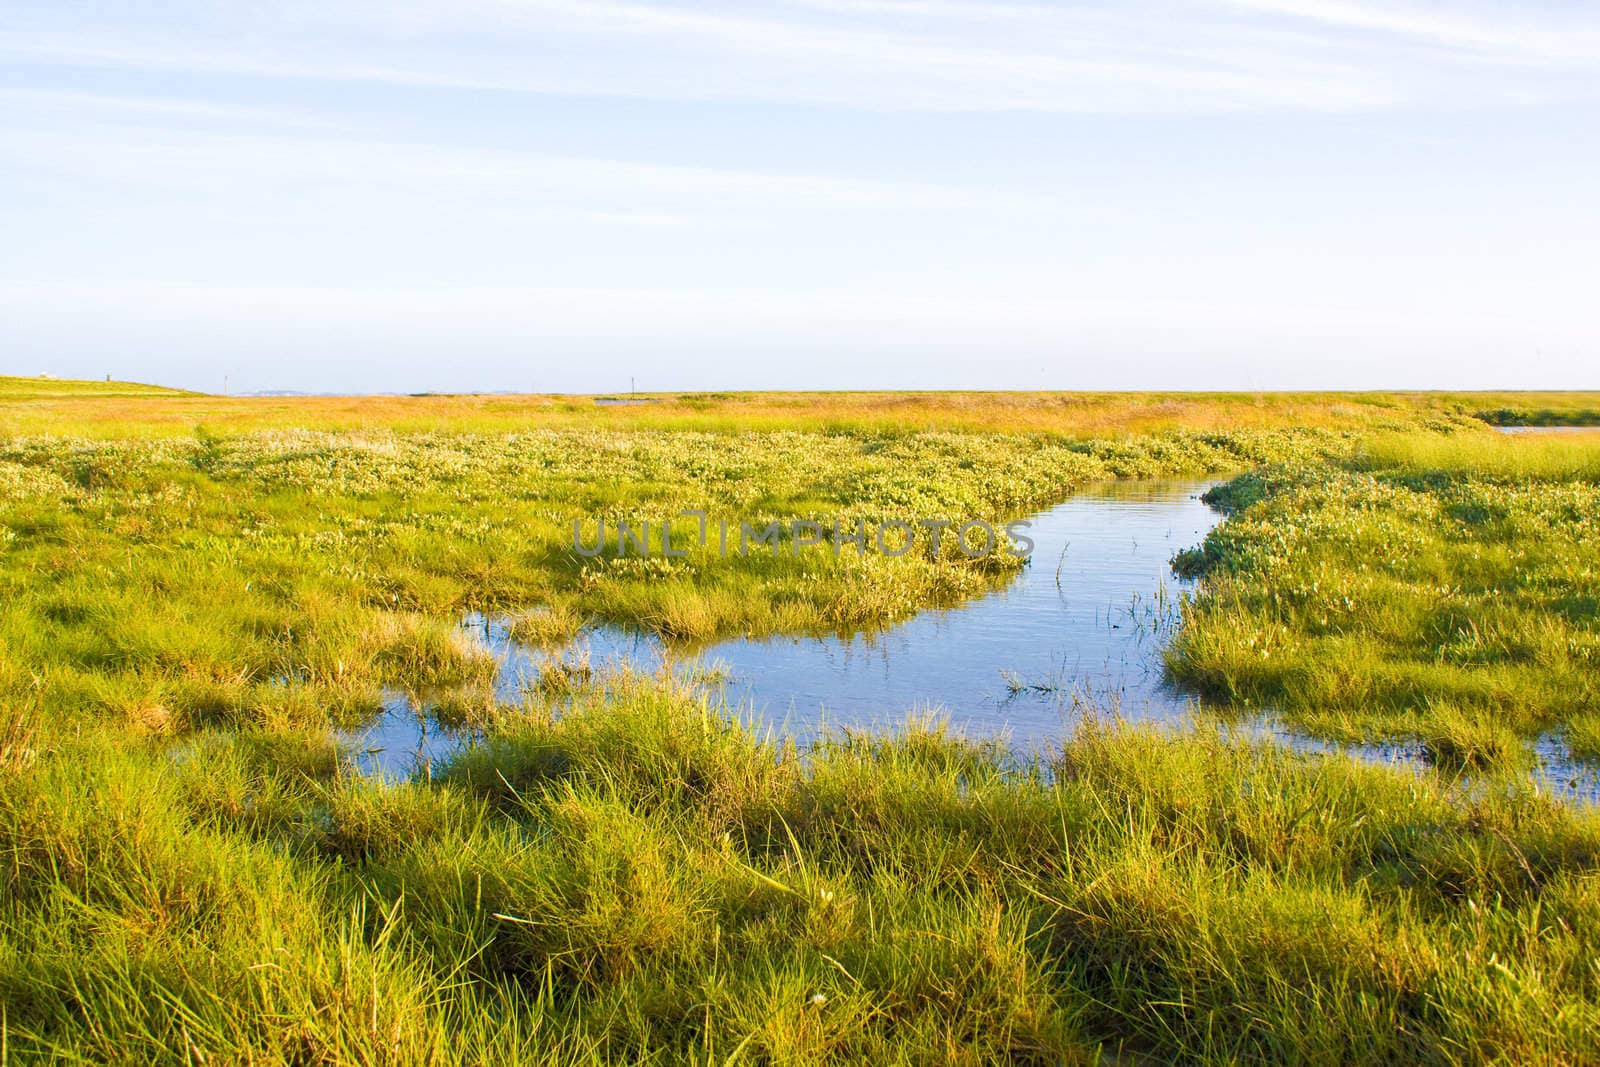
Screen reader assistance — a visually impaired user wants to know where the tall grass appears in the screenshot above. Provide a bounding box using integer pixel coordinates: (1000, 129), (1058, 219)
(1358, 430), (1600, 482)
(1171, 436), (1600, 760)
(4, 685), (1599, 1062)
(0, 374), (193, 400)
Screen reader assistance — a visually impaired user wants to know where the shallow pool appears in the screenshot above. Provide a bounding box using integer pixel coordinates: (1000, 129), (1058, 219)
(354, 480), (1223, 773)
(347, 479), (1599, 802)
(1492, 425), (1600, 435)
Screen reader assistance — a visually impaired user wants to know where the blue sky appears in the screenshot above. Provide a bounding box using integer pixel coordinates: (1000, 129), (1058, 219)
(2, 1), (1598, 394)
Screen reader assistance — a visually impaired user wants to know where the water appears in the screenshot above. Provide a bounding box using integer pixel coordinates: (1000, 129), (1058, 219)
(355, 479), (1225, 774)
(1493, 426), (1600, 435)
(1245, 725), (1600, 803)
(346, 478), (1600, 802)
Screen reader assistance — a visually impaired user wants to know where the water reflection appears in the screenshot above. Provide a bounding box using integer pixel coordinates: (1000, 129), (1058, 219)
(346, 478), (1599, 802)
(1492, 426), (1600, 435)
(357, 479), (1223, 773)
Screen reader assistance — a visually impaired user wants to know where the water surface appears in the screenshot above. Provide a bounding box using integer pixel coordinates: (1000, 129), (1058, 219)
(348, 479), (1599, 802)
(357, 480), (1223, 772)
(1493, 426), (1600, 435)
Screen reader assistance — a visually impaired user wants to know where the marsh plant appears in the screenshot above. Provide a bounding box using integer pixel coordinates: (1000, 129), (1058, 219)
(6, 675), (1600, 1063)
(572, 512), (1038, 561)
(5, 379), (1600, 1062)
(1169, 431), (1600, 765)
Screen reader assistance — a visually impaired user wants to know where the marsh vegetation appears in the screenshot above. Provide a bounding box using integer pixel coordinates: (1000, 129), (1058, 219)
(3, 380), (1600, 1062)
(1172, 432), (1600, 769)
(353, 478), (1225, 776)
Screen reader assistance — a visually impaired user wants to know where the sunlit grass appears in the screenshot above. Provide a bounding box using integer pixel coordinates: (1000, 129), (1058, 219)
(1358, 429), (1600, 482)
(7, 382), (1600, 1060)
(1171, 437), (1600, 761)
(0, 374), (194, 399)
(5, 684), (1599, 1062)
(0, 421), (1362, 741)
(5, 374), (1574, 437)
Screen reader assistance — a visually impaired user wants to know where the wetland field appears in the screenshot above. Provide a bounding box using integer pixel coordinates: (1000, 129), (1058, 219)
(4, 379), (1600, 1063)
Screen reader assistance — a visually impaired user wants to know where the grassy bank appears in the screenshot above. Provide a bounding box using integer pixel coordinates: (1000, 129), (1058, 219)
(5, 680), (1599, 1063)
(1466, 397), (1600, 428)
(0, 376), (195, 401)
(1170, 431), (1600, 764)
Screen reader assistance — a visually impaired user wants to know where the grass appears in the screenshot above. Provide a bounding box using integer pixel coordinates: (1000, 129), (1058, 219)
(6, 381), (1600, 1061)
(1465, 394), (1600, 427)
(0, 419), (1371, 734)
(505, 602), (588, 646)
(4, 374), (1581, 437)
(1169, 430), (1600, 761)
(1357, 430), (1600, 481)
(0, 375), (195, 400)
(5, 681), (1600, 1063)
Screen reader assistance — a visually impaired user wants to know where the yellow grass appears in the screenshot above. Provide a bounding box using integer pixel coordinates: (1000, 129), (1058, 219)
(0, 374), (195, 400)
(9, 375), (1598, 438)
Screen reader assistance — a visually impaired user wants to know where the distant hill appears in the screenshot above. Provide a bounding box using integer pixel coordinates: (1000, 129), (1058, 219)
(0, 375), (198, 399)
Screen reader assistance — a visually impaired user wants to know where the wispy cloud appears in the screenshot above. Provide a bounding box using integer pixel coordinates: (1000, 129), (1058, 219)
(13, 0), (1586, 115)
(3, 1), (1597, 130)
(0, 87), (347, 130)
(1224, 0), (1600, 65)
(0, 120), (1059, 218)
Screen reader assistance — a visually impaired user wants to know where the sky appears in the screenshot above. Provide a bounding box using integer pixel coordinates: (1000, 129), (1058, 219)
(2, 1), (1598, 394)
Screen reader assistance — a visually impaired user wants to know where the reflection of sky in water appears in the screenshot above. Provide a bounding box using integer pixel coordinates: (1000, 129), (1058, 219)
(1492, 426), (1600, 435)
(1231, 727), (1598, 805)
(353, 480), (1222, 774)
(671, 478), (1221, 743)
(344, 480), (1600, 803)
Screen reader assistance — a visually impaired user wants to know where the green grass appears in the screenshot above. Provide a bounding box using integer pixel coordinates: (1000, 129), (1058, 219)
(1169, 431), (1600, 761)
(1468, 401), (1600, 427)
(1358, 430), (1600, 481)
(0, 374), (194, 400)
(5, 680), (1599, 1063)
(6, 390), (1600, 1061)
(0, 424), (1363, 735)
